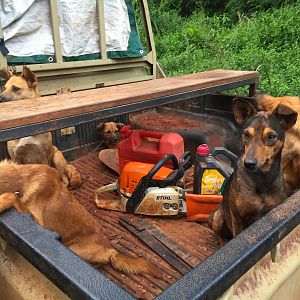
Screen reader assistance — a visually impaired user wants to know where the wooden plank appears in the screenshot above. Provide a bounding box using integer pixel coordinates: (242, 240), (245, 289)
(0, 70), (259, 130)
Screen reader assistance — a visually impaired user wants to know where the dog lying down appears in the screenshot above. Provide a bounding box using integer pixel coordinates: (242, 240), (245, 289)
(0, 66), (81, 188)
(0, 160), (157, 276)
(209, 99), (297, 238)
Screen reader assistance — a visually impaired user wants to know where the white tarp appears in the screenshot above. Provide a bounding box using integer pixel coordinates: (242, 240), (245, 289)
(0, 0), (131, 57)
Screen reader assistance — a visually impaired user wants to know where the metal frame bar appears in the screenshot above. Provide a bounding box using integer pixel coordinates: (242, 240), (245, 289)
(49, 0), (63, 63)
(0, 14), (7, 67)
(140, 0), (157, 77)
(97, 0), (107, 60)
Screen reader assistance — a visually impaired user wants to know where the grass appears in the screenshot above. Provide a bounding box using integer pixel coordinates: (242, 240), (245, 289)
(149, 1), (300, 96)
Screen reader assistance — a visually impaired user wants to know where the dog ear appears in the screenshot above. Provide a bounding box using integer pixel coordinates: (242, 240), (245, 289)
(232, 98), (257, 125)
(116, 122), (125, 130)
(272, 104), (298, 130)
(21, 66), (38, 89)
(96, 123), (105, 137)
(0, 68), (12, 80)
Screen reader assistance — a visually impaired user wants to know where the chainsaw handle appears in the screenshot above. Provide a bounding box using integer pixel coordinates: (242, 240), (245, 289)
(147, 153), (179, 182)
(180, 151), (192, 171)
(161, 151), (192, 187)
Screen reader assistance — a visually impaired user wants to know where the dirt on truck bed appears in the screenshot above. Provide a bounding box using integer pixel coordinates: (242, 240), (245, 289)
(70, 151), (222, 299)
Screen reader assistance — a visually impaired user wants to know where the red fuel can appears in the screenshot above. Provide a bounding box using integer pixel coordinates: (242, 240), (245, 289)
(118, 130), (184, 173)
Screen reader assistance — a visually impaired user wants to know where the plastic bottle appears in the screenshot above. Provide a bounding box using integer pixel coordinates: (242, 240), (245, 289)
(193, 144), (237, 195)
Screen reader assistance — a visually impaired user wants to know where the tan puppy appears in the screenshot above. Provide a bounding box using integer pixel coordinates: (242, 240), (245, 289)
(0, 161), (157, 276)
(0, 66), (80, 187)
(96, 122), (124, 148)
(255, 94), (300, 195)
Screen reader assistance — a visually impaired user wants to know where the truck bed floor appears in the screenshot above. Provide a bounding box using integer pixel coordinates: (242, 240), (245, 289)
(70, 150), (222, 299)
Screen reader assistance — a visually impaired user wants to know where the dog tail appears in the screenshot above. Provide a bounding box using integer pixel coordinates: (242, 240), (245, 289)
(109, 249), (159, 277)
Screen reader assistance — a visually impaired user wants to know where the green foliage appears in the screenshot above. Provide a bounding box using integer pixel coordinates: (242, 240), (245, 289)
(226, 0), (297, 19)
(149, 1), (300, 96)
(148, 0), (298, 18)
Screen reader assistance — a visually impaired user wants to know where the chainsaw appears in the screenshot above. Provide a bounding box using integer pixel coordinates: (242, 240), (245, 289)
(94, 152), (222, 220)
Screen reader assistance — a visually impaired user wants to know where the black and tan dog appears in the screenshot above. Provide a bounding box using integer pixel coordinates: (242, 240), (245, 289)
(96, 122), (124, 148)
(209, 99), (297, 238)
(255, 94), (300, 195)
(0, 66), (81, 187)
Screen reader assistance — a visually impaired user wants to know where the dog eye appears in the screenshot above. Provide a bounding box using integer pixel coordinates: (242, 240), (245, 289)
(243, 130), (250, 140)
(12, 85), (21, 92)
(267, 133), (277, 142)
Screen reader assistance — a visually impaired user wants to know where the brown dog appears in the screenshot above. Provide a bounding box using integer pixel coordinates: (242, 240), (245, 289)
(96, 122), (124, 148)
(0, 66), (80, 187)
(209, 99), (297, 238)
(255, 94), (300, 195)
(0, 66), (40, 102)
(0, 160), (157, 276)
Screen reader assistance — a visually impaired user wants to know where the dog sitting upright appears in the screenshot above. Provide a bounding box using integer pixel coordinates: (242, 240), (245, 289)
(209, 99), (297, 238)
(0, 66), (80, 187)
(255, 94), (300, 195)
(96, 122), (124, 148)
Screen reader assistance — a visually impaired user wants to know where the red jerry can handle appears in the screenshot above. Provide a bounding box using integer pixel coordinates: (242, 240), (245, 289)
(138, 130), (163, 139)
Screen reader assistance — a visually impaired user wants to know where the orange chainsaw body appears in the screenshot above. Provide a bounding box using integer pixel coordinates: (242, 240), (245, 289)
(119, 161), (173, 196)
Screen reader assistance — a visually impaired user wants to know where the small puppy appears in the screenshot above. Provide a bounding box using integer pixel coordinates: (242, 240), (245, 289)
(0, 160), (157, 276)
(209, 99), (297, 238)
(0, 66), (80, 187)
(96, 122), (124, 148)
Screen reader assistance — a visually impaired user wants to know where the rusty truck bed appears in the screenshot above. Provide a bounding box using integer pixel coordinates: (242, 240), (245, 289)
(70, 151), (222, 299)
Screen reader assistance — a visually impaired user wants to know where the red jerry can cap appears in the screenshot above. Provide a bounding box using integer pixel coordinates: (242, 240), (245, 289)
(197, 144), (209, 155)
(121, 125), (133, 138)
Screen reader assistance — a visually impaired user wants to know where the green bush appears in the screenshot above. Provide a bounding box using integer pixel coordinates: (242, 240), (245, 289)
(150, 1), (300, 96)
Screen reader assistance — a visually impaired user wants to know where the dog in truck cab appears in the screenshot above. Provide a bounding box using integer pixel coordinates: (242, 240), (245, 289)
(0, 66), (80, 187)
(209, 99), (297, 238)
(0, 160), (157, 276)
(255, 94), (300, 195)
(0, 66), (40, 102)
(96, 122), (125, 149)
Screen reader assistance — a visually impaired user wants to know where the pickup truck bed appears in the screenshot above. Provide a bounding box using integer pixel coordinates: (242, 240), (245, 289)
(3, 70), (300, 299)
(70, 151), (221, 299)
